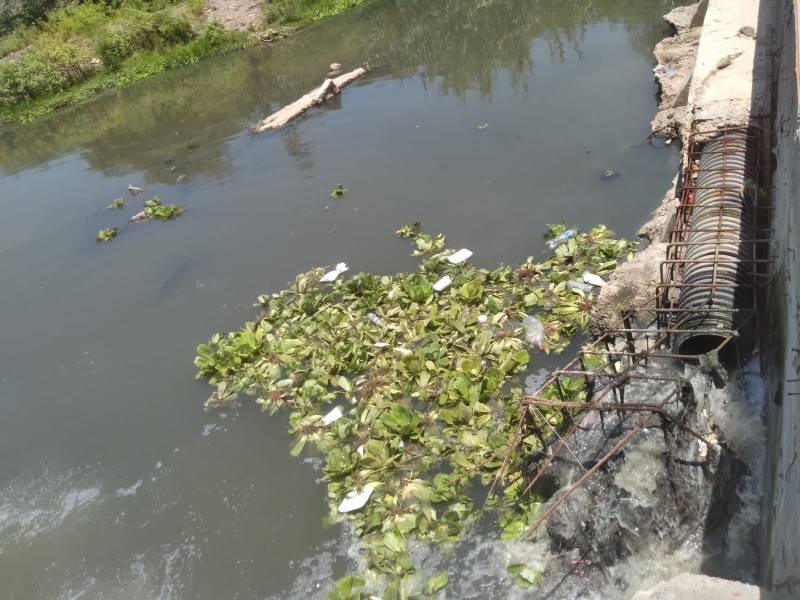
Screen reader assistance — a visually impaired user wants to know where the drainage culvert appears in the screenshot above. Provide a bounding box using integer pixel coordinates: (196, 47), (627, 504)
(662, 127), (770, 360)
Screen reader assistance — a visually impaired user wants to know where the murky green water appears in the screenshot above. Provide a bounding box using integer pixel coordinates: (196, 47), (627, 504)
(0, 0), (687, 597)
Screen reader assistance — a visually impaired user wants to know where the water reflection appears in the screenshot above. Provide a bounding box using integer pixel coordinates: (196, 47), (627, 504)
(0, 0), (686, 181)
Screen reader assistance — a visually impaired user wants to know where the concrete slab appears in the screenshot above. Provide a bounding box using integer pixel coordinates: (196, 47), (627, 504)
(630, 573), (775, 600)
(688, 0), (763, 127)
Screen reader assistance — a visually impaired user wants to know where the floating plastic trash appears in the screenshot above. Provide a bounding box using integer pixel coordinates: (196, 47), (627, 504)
(447, 249), (473, 264)
(357, 445), (364, 457)
(338, 483), (377, 513)
(322, 406), (343, 425)
(129, 210), (147, 222)
(127, 184), (143, 197)
(366, 312), (383, 326)
(477, 314), (488, 325)
(395, 347), (413, 356)
(566, 280), (594, 294)
(373, 342), (390, 348)
(320, 263), (349, 282)
(583, 272), (606, 287)
(522, 315), (545, 348)
(433, 275), (452, 291)
(546, 228), (580, 250)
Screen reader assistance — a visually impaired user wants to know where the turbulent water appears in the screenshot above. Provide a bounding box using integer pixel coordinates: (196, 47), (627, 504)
(0, 0), (703, 598)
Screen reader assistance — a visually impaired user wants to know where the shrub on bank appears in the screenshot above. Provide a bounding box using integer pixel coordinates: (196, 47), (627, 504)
(0, 0), (369, 123)
(0, 42), (92, 105)
(96, 9), (195, 70)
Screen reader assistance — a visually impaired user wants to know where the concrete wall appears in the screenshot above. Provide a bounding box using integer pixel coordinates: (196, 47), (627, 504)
(764, 0), (800, 594)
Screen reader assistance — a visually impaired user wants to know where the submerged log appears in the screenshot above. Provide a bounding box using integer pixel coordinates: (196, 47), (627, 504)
(252, 67), (367, 134)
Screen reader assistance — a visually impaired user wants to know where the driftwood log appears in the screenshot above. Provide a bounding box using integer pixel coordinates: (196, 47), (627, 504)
(252, 67), (367, 134)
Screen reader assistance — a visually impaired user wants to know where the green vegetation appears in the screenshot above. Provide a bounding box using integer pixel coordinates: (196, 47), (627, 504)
(331, 182), (347, 197)
(96, 227), (117, 241)
(0, 0), (252, 125)
(95, 195), (183, 241)
(195, 222), (637, 596)
(143, 196), (183, 220)
(261, 0), (367, 29)
(0, 0), (377, 125)
(507, 563), (542, 588)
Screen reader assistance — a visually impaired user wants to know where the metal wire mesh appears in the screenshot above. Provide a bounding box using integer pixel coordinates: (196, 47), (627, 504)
(517, 123), (773, 537)
(657, 125), (772, 357)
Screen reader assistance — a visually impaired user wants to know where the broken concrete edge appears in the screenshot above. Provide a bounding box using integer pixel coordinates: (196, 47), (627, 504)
(629, 573), (776, 600)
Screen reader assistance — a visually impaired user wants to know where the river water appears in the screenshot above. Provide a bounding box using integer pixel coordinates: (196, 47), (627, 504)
(0, 1), (690, 597)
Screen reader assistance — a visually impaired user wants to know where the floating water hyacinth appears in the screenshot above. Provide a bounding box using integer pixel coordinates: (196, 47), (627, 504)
(195, 221), (638, 596)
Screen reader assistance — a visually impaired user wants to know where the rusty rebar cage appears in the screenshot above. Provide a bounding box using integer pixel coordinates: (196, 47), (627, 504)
(518, 310), (750, 537)
(656, 125), (773, 359)
(515, 123), (773, 537)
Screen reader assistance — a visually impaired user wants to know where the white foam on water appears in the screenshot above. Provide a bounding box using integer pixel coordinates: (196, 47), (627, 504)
(0, 465), (102, 553)
(602, 532), (706, 598)
(266, 524), (365, 600)
(705, 354), (767, 580)
(52, 541), (201, 600)
(158, 541), (201, 600)
(115, 479), (144, 498)
(605, 356), (768, 593)
(201, 423), (223, 437)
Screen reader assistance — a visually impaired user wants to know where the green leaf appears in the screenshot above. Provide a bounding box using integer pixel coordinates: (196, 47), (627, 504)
(338, 375), (352, 393)
(382, 531), (407, 554)
(426, 571), (449, 594)
(332, 575), (366, 596)
(451, 451), (473, 469)
(507, 563), (541, 588)
(418, 371), (431, 389)
(382, 581), (400, 600)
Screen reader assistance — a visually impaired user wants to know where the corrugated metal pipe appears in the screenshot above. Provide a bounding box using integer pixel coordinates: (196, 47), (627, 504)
(673, 130), (759, 356)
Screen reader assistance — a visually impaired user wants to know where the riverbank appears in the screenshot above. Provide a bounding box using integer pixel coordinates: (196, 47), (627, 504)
(0, 0), (370, 126)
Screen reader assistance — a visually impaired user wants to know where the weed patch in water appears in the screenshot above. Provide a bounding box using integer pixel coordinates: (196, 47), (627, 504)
(195, 223), (637, 595)
(96, 227), (117, 242)
(143, 196), (183, 220)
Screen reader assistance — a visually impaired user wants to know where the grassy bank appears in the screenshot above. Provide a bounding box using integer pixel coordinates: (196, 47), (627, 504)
(0, 0), (369, 125)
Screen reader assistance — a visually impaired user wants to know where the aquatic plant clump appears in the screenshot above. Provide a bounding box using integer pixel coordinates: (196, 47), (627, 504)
(195, 223), (636, 595)
(96, 227), (117, 241)
(143, 196), (183, 220)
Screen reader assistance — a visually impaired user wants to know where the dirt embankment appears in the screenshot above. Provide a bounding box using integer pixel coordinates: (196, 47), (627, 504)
(206, 0), (264, 31)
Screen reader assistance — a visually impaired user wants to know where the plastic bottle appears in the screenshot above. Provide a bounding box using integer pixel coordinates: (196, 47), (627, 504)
(546, 228), (580, 250)
(366, 312), (383, 326)
(522, 315), (545, 349)
(566, 280), (594, 294)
